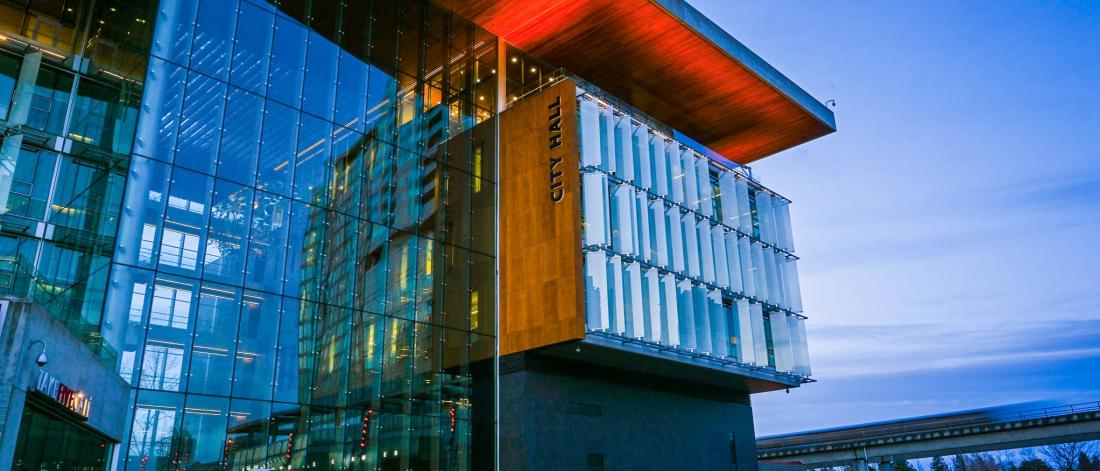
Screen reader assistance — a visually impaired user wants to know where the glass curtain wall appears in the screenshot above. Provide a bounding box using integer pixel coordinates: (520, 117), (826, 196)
(98, 0), (498, 469)
(577, 90), (811, 378)
(0, 0), (155, 351)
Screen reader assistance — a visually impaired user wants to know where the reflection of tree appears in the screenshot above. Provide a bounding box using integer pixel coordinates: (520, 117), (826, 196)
(129, 407), (176, 467)
(137, 345), (182, 391)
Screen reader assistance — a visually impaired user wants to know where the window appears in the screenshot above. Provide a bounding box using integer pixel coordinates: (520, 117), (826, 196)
(470, 289), (479, 331)
(149, 284), (191, 329)
(587, 453), (605, 471)
(567, 401), (602, 417)
(473, 142), (483, 192)
(730, 437), (739, 469)
(140, 343), (184, 391)
(763, 313), (776, 368)
(26, 66), (73, 136)
(159, 228), (200, 270)
(129, 406), (177, 458)
(139, 224), (156, 263)
(128, 283), (147, 323)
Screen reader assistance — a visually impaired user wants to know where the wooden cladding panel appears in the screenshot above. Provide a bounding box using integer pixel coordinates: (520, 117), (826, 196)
(499, 79), (585, 356)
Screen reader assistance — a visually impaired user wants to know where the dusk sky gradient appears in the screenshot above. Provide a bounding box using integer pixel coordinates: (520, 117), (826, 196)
(687, 0), (1100, 436)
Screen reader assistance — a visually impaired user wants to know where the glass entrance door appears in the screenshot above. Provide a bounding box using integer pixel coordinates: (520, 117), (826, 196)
(12, 401), (111, 471)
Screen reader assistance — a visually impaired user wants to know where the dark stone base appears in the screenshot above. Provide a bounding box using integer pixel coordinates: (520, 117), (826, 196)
(499, 350), (760, 471)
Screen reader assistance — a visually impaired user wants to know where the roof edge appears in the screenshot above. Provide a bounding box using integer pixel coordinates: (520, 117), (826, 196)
(653, 0), (837, 133)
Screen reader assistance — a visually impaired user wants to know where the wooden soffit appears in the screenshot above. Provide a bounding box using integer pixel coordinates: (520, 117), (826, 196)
(436, 0), (836, 164)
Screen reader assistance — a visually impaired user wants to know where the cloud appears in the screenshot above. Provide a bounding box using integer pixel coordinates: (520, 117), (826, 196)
(753, 347), (1100, 436)
(806, 319), (1100, 379)
(794, 169), (1100, 274)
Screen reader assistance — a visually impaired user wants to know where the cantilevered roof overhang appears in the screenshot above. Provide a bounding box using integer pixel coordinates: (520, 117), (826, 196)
(438, 0), (836, 164)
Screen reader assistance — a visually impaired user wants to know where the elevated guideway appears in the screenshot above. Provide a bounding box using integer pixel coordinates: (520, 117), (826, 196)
(757, 402), (1100, 470)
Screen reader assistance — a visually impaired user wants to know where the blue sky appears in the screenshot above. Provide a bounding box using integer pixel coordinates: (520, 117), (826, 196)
(687, 0), (1100, 436)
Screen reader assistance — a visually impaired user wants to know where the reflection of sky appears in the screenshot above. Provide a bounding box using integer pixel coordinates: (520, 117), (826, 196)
(687, 0), (1100, 436)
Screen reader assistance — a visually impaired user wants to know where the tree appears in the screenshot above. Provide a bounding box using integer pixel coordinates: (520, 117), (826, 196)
(1019, 459), (1053, 471)
(1041, 443), (1097, 471)
(896, 460), (918, 471)
(1078, 452), (1097, 471)
(956, 455), (971, 471)
(931, 456), (950, 471)
(968, 453), (1000, 471)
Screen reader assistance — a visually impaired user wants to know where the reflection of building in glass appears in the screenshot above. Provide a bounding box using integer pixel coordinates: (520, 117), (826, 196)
(0, 22), (141, 347)
(99, 1), (499, 468)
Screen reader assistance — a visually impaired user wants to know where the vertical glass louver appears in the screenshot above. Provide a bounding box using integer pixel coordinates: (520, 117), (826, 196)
(577, 91), (811, 377)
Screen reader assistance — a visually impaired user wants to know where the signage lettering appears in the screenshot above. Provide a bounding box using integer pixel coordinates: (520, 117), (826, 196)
(549, 96), (565, 202)
(33, 370), (91, 418)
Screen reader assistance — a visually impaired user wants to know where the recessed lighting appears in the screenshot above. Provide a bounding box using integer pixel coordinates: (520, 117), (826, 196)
(511, 57), (518, 63)
(529, 67), (536, 73)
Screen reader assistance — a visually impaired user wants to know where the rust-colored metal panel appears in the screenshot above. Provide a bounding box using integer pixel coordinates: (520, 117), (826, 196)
(435, 0), (836, 164)
(499, 79), (586, 356)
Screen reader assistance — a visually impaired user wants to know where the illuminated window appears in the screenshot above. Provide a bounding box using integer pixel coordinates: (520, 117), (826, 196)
(399, 244), (409, 291)
(470, 290), (479, 331)
(424, 240), (433, 275)
(473, 143), (483, 192)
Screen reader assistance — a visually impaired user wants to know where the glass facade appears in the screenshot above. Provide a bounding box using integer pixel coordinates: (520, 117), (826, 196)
(0, 0), (816, 468)
(1, 0), (498, 470)
(576, 89), (811, 377)
(0, 0), (154, 350)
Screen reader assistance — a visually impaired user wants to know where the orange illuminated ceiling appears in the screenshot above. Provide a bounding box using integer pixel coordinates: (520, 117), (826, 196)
(436, 0), (836, 164)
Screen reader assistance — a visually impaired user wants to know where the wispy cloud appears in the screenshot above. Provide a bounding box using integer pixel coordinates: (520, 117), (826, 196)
(796, 169), (1100, 274)
(807, 319), (1100, 378)
(690, 0), (1100, 437)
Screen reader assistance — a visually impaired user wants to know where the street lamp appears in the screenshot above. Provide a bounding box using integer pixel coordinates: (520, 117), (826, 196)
(25, 339), (48, 367)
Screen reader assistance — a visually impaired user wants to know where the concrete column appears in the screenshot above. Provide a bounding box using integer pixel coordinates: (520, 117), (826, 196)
(879, 458), (895, 471)
(854, 458), (869, 471)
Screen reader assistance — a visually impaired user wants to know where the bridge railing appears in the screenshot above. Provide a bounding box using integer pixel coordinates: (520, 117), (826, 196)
(1015, 402), (1100, 420)
(758, 401), (1100, 451)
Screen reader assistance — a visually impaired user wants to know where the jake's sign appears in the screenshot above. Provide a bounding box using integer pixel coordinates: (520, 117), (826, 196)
(549, 96), (565, 202)
(33, 369), (92, 419)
